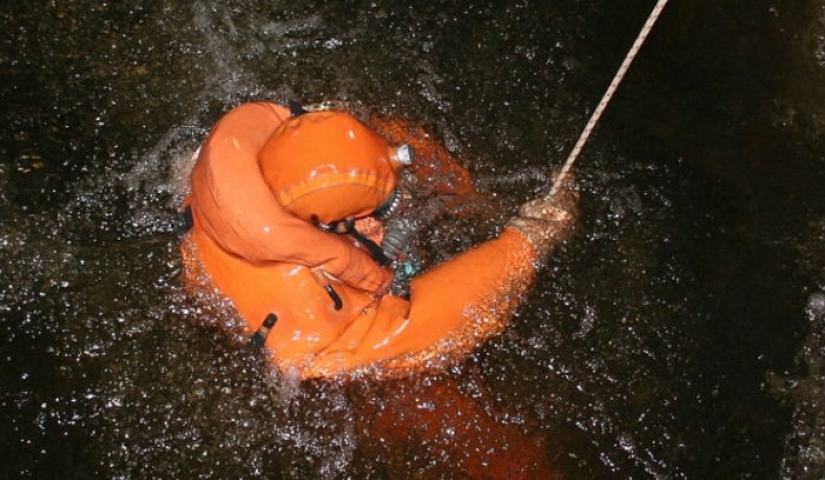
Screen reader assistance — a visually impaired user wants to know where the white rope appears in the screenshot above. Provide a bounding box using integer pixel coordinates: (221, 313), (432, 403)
(549, 0), (670, 197)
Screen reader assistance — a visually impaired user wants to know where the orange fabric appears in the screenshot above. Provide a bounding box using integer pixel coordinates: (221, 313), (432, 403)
(188, 102), (392, 293)
(355, 378), (556, 478)
(258, 111), (399, 225)
(370, 116), (478, 213)
(182, 102), (540, 378)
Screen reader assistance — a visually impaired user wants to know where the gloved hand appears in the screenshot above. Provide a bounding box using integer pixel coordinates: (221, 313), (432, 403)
(507, 174), (578, 258)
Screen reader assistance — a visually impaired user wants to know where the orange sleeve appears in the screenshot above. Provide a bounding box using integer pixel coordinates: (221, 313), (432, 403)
(189, 102), (392, 293)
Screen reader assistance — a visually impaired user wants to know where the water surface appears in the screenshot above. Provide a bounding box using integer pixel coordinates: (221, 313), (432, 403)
(1, 1), (823, 478)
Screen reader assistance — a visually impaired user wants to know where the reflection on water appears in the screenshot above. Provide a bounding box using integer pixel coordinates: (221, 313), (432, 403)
(1, 1), (823, 478)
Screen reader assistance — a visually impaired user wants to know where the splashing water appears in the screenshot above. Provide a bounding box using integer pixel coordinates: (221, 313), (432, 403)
(1, 1), (823, 479)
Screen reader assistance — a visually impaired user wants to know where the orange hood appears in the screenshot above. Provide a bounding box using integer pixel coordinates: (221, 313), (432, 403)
(258, 111), (407, 225)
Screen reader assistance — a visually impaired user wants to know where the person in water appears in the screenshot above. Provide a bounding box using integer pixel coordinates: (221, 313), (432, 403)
(181, 101), (576, 379)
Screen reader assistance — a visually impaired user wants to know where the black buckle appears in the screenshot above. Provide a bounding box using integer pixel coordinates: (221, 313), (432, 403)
(288, 100), (307, 117)
(178, 205), (194, 235)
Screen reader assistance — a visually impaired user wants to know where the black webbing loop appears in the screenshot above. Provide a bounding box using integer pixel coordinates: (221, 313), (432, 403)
(249, 313), (278, 350)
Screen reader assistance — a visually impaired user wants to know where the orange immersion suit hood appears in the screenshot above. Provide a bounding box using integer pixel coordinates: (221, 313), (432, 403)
(258, 111), (410, 225)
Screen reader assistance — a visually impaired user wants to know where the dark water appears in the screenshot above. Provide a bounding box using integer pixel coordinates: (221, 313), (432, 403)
(2, 1), (823, 479)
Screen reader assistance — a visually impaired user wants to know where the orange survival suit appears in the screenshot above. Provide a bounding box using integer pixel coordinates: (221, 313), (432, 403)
(181, 101), (573, 378)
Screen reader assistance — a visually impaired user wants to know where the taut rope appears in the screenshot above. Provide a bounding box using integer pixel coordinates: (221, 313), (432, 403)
(549, 0), (671, 197)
